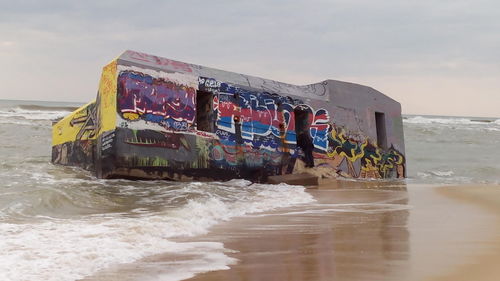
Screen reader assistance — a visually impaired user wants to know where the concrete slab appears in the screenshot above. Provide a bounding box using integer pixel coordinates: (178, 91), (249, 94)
(267, 173), (319, 186)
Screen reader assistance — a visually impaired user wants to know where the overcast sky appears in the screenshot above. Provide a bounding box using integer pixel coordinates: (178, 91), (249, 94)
(0, 0), (499, 117)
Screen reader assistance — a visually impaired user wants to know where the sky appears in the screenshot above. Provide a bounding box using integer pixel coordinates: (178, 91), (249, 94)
(0, 0), (499, 117)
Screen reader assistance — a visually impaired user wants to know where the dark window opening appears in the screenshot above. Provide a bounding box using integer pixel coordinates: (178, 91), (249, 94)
(294, 107), (309, 136)
(196, 90), (214, 132)
(294, 107), (314, 167)
(375, 112), (387, 149)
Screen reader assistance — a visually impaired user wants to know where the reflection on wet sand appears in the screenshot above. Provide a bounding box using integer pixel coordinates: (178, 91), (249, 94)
(82, 182), (500, 281)
(189, 181), (411, 281)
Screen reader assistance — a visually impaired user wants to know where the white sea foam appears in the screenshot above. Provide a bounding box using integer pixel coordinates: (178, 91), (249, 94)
(0, 180), (314, 281)
(0, 119), (43, 126)
(416, 170), (454, 178)
(254, 203), (412, 216)
(0, 221), (236, 281)
(430, 170), (454, 177)
(404, 116), (481, 125)
(412, 170), (477, 185)
(0, 107), (71, 122)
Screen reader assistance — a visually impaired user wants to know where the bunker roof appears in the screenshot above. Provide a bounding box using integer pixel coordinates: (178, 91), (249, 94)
(117, 50), (399, 105)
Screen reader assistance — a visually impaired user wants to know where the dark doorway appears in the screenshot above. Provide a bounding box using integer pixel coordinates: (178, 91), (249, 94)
(294, 107), (314, 167)
(294, 107), (309, 136)
(375, 112), (387, 149)
(196, 91), (214, 132)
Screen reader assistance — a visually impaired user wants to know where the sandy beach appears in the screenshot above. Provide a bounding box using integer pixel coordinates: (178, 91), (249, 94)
(430, 185), (500, 281)
(81, 181), (500, 281)
(186, 183), (500, 281)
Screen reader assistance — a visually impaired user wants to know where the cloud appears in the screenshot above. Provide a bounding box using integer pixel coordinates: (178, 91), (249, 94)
(1, 41), (14, 47)
(0, 0), (499, 116)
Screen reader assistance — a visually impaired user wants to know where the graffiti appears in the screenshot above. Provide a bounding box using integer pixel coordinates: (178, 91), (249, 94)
(254, 77), (328, 98)
(323, 125), (406, 179)
(199, 80), (359, 175)
(97, 60), (118, 134)
(127, 51), (193, 73)
(359, 141), (382, 179)
(308, 107), (330, 151)
(380, 146), (405, 178)
(198, 77), (222, 92)
(122, 51), (328, 100)
(124, 129), (190, 150)
(201, 77), (332, 153)
(325, 126), (364, 177)
(52, 140), (94, 170)
(210, 142), (241, 166)
(129, 156), (170, 167)
(101, 131), (115, 151)
(208, 141), (288, 175)
(53, 51), (406, 181)
(114, 128), (200, 173)
(70, 102), (98, 141)
(197, 76), (411, 179)
(117, 71), (196, 131)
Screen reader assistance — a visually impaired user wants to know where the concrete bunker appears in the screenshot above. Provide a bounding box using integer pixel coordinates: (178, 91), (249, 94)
(52, 50), (406, 182)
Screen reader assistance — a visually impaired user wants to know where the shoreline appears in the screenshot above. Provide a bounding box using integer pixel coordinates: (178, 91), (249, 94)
(82, 183), (500, 281)
(187, 183), (500, 281)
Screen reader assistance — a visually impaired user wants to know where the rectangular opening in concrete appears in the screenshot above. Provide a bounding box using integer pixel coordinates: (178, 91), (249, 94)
(196, 90), (214, 132)
(294, 107), (309, 138)
(375, 112), (387, 149)
(294, 106), (315, 167)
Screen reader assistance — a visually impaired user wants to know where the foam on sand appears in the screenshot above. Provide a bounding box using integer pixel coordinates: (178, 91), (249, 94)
(0, 180), (314, 281)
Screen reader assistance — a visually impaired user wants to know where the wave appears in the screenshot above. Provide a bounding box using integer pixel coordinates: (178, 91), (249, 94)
(0, 106), (72, 122)
(404, 116), (496, 125)
(0, 179), (315, 281)
(17, 104), (80, 112)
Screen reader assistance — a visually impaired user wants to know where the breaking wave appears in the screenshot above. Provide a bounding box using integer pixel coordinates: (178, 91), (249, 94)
(405, 114), (500, 184)
(0, 175), (314, 281)
(404, 116), (496, 125)
(0, 106), (74, 123)
(3, 99), (500, 280)
(17, 104), (80, 112)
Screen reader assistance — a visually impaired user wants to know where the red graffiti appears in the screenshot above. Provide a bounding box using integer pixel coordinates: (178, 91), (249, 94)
(128, 51), (193, 73)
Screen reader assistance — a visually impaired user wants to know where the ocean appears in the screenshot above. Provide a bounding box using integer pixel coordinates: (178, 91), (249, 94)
(404, 114), (500, 184)
(0, 99), (499, 281)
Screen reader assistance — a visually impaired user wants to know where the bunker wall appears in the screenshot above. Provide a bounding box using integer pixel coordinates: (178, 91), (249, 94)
(52, 50), (406, 181)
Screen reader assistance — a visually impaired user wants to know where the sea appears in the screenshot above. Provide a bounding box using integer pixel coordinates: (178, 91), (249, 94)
(0, 99), (499, 281)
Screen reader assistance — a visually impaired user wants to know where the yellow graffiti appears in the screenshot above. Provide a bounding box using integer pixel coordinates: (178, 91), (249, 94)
(365, 141), (382, 164)
(359, 159), (382, 179)
(323, 124), (398, 179)
(52, 100), (97, 146)
(394, 151), (404, 165)
(123, 112), (140, 120)
(98, 60), (118, 135)
(52, 59), (118, 146)
(380, 148), (405, 178)
(326, 127), (365, 162)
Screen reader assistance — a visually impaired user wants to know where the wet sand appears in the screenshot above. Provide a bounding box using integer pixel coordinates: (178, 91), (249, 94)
(188, 182), (500, 281)
(429, 185), (500, 281)
(83, 182), (500, 281)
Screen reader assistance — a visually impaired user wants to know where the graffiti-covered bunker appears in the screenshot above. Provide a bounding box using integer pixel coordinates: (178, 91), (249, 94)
(52, 50), (406, 182)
